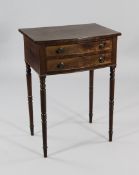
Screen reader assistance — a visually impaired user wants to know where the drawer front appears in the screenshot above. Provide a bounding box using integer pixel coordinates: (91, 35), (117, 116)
(47, 53), (112, 73)
(46, 39), (112, 57)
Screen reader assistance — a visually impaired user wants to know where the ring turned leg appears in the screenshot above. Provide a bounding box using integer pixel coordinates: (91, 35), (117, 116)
(89, 70), (94, 123)
(40, 76), (47, 158)
(109, 66), (116, 142)
(26, 63), (34, 136)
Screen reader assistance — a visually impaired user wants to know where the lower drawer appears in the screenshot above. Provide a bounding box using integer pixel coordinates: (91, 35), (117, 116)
(47, 53), (112, 73)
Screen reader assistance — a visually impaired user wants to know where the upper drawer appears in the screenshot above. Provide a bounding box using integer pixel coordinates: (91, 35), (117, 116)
(46, 39), (112, 57)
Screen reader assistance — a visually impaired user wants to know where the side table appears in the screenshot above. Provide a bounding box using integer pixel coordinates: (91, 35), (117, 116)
(19, 23), (121, 157)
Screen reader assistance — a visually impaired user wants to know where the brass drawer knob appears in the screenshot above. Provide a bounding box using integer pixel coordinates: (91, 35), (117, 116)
(56, 47), (65, 54)
(99, 55), (105, 63)
(99, 42), (105, 49)
(57, 62), (65, 69)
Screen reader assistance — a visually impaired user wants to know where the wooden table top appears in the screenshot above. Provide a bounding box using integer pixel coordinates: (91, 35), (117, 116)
(19, 23), (121, 44)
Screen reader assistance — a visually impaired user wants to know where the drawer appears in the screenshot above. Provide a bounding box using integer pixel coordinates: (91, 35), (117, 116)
(47, 53), (112, 73)
(46, 39), (112, 57)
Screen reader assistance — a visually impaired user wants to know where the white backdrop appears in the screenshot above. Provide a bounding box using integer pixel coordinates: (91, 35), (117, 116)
(0, 1), (139, 175)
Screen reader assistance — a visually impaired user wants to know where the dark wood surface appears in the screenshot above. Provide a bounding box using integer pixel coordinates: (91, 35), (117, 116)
(19, 23), (121, 44)
(46, 39), (112, 57)
(89, 70), (94, 123)
(40, 76), (47, 157)
(47, 53), (112, 74)
(23, 36), (116, 76)
(26, 63), (34, 136)
(109, 66), (115, 141)
(19, 23), (121, 158)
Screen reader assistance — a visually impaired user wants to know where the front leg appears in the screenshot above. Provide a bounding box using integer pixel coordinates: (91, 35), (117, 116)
(109, 66), (116, 141)
(40, 75), (47, 158)
(89, 70), (94, 123)
(26, 63), (34, 136)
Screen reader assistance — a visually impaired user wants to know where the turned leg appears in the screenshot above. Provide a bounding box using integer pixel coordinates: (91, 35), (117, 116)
(109, 66), (116, 142)
(40, 76), (47, 158)
(89, 70), (94, 123)
(26, 63), (34, 136)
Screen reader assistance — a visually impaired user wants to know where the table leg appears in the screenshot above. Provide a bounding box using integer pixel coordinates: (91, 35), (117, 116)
(89, 70), (94, 123)
(26, 63), (34, 136)
(40, 75), (47, 158)
(109, 66), (116, 142)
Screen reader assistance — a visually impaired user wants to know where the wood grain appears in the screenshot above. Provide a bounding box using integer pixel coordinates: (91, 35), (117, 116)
(19, 23), (121, 45)
(46, 39), (112, 57)
(109, 66), (115, 142)
(26, 63), (34, 136)
(47, 53), (112, 73)
(89, 70), (94, 123)
(19, 23), (121, 158)
(40, 76), (47, 157)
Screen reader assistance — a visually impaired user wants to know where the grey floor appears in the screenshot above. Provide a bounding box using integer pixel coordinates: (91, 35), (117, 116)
(0, 54), (139, 175)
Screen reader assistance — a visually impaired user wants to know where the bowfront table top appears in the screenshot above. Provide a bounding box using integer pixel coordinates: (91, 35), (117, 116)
(19, 23), (121, 44)
(19, 23), (121, 158)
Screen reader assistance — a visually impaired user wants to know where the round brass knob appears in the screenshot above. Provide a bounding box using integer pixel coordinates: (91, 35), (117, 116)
(99, 42), (105, 49)
(99, 55), (105, 63)
(56, 47), (64, 54)
(57, 62), (65, 69)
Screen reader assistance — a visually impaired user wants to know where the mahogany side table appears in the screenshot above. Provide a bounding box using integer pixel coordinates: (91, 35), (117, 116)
(19, 23), (121, 158)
